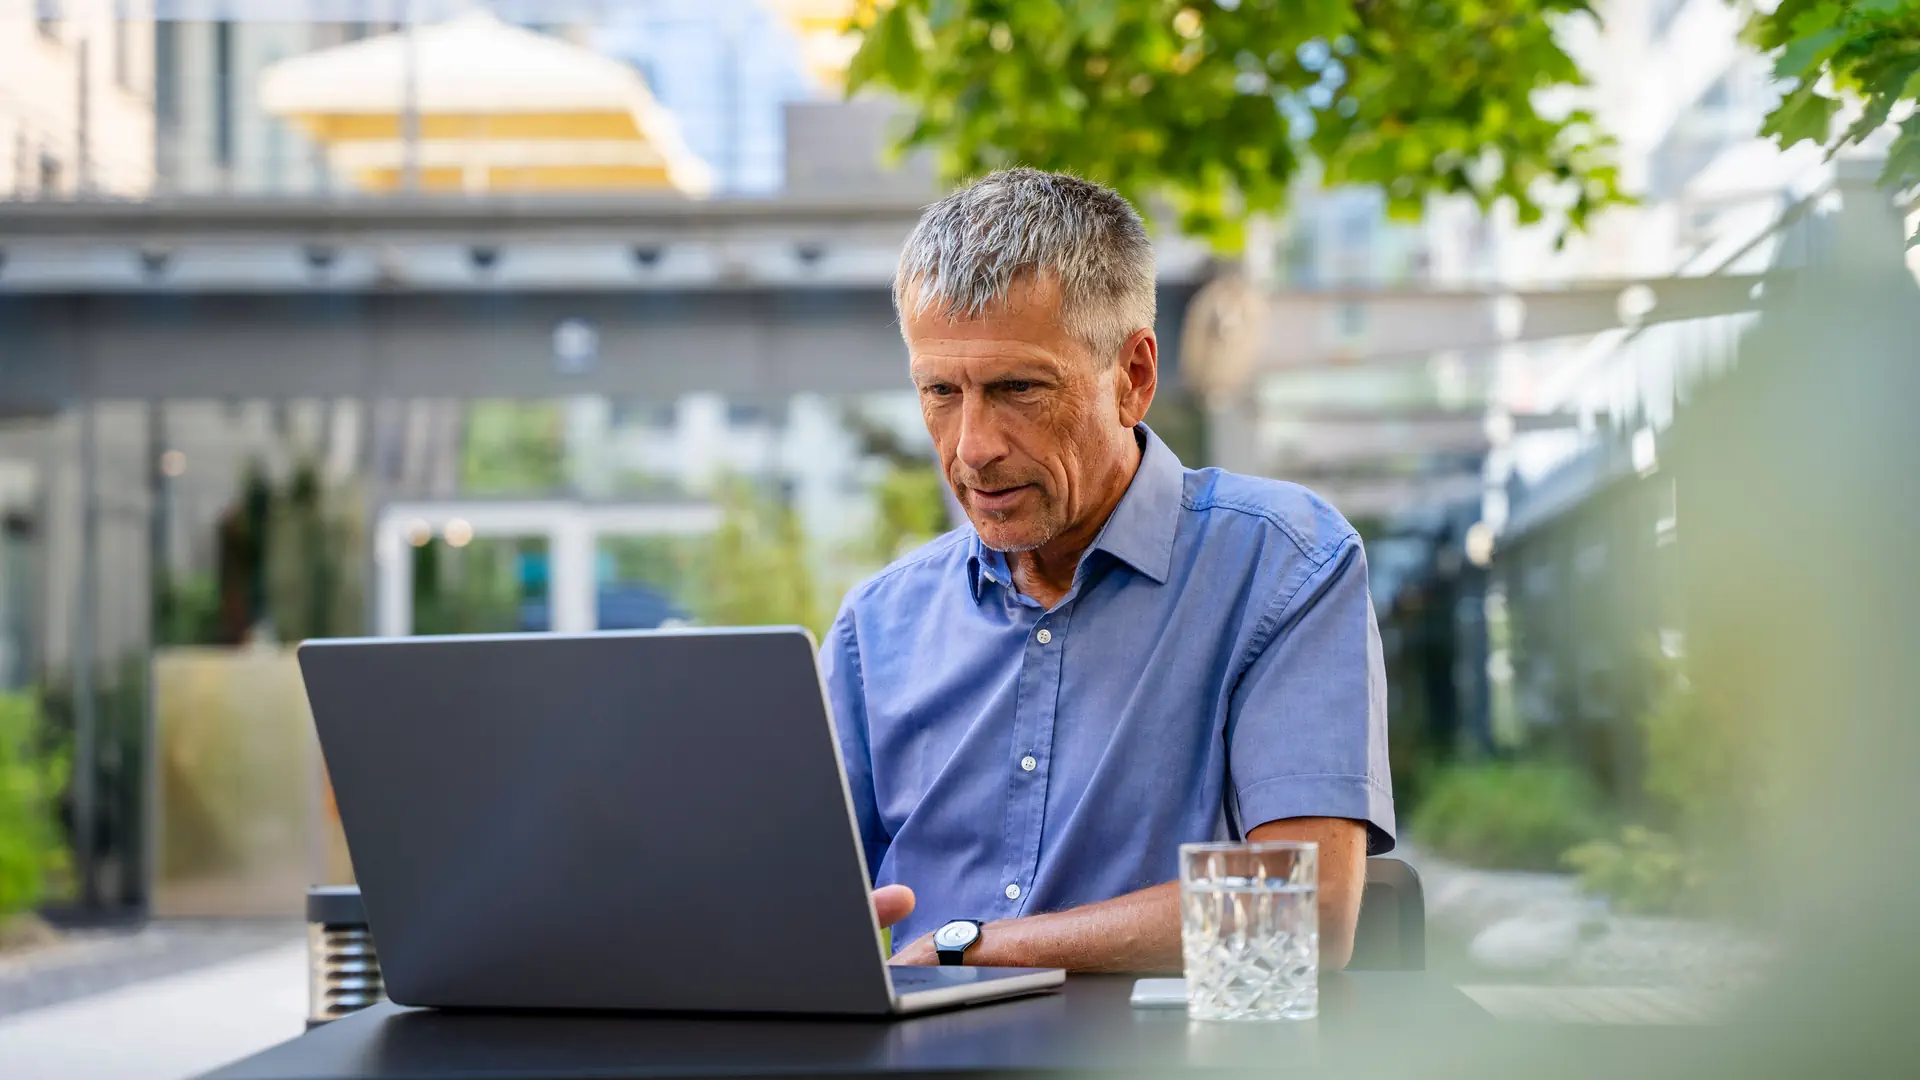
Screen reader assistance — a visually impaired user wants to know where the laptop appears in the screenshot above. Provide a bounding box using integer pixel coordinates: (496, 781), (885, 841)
(298, 626), (1064, 1016)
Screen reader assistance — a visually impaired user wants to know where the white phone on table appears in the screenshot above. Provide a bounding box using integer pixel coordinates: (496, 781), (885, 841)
(1130, 977), (1188, 1009)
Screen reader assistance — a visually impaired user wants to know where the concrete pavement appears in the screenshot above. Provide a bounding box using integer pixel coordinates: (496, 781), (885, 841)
(0, 941), (307, 1080)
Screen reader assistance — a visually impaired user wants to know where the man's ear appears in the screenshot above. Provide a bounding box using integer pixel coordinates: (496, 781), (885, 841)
(1115, 328), (1159, 428)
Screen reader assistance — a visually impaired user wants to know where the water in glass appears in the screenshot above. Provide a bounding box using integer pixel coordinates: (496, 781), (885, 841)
(1180, 843), (1318, 1021)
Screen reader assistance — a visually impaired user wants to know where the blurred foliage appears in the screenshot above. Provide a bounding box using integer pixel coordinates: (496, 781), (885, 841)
(1408, 759), (1610, 871)
(155, 570), (222, 648)
(604, 535), (705, 604)
(1637, 651), (1769, 846)
(1746, 0), (1920, 246)
(868, 463), (951, 562)
(213, 463), (275, 643)
(846, 0), (1627, 246)
(411, 539), (527, 637)
(265, 462), (364, 643)
(696, 481), (830, 639)
(0, 691), (68, 918)
(159, 458), (363, 646)
(1565, 824), (1702, 916)
(840, 404), (955, 564)
(34, 657), (150, 908)
(461, 401), (567, 494)
(1567, 613), (1786, 916)
(1146, 387), (1209, 467)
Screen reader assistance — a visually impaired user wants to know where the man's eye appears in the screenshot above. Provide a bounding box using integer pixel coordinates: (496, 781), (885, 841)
(925, 384), (956, 397)
(1003, 381), (1035, 394)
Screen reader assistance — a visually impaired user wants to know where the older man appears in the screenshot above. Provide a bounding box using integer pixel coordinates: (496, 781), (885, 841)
(824, 169), (1393, 973)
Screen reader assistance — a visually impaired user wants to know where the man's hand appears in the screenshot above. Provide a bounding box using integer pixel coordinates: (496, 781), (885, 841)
(872, 884), (915, 929)
(890, 929), (940, 966)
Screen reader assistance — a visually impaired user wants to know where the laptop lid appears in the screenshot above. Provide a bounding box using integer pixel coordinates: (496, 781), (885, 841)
(299, 627), (899, 1015)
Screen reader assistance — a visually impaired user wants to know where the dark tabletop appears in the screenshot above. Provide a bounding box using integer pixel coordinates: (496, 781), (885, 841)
(201, 973), (1518, 1080)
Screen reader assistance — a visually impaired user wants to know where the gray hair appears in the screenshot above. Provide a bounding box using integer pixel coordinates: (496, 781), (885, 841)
(894, 168), (1157, 363)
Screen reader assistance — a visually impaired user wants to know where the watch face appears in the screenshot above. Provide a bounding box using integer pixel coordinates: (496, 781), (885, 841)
(934, 921), (980, 949)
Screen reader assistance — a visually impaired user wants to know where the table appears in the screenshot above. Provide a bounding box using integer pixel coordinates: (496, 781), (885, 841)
(202, 973), (1519, 1080)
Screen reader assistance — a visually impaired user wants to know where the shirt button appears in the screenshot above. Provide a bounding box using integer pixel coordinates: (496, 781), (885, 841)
(1005, 883), (1022, 900)
(1020, 755), (1037, 772)
(1035, 628), (1052, 644)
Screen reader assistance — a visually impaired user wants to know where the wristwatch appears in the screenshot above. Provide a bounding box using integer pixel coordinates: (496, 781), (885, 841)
(932, 919), (985, 966)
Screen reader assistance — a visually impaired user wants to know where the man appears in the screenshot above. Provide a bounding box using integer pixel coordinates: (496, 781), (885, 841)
(823, 168), (1393, 973)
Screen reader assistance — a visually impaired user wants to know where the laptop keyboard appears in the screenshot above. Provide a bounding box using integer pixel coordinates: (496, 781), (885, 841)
(888, 968), (947, 988)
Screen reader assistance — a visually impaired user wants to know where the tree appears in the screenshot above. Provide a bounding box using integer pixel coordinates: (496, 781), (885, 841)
(1747, 0), (1920, 245)
(460, 401), (567, 494)
(847, 0), (1627, 245)
(695, 481), (830, 639)
(867, 463), (951, 562)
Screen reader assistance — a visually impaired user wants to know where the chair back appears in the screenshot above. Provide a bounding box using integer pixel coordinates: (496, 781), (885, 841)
(1348, 857), (1426, 971)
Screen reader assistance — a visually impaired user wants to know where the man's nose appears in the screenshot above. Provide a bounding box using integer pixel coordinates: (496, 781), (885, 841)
(954, 397), (1009, 475)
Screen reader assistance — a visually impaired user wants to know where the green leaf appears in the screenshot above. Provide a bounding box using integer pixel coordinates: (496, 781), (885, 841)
(886, 6), (931, 88)
(1762, 85), (1842, 149)
(1883, 117), (1920, 189)
(1774, 27), (1842, 80)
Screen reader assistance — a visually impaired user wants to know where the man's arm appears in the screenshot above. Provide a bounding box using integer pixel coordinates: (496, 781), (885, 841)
(1245, 816), (1368, 971)
(819, 606), (892, 876)
(890, 880), (1182, 973)
(888, 816), (1368, 972)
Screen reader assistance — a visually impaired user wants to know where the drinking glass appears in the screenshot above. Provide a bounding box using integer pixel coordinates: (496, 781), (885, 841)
(1179, 840), (1318, 1021)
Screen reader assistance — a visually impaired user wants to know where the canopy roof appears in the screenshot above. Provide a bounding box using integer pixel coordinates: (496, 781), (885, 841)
(260, 11), (710, 195)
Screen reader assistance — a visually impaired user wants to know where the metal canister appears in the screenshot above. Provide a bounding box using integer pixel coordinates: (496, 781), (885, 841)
(306, 884), (384, 1028)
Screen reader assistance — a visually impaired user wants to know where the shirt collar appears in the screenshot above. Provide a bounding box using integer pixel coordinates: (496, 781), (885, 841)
(967, 423), (1184, 600)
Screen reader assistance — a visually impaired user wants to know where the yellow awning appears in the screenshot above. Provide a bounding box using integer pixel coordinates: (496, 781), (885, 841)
(260, 11), (711, 195)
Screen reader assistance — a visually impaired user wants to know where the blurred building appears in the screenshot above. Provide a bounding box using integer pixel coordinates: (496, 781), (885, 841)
(595, 0), (812, 196)
(1477, 0), (1828, 756)
(0, 1), (156, 199)
(1205, 0), (1860, 774)
(759, 0), (859, 92)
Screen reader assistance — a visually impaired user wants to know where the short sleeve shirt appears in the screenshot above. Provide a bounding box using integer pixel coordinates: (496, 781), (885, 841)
(820, 425), (1394, 949)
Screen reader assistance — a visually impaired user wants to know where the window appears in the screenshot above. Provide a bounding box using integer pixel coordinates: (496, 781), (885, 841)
(155, 20), (177, 127)
(214, 21), (235, 170)
(36, 1), (59, 40)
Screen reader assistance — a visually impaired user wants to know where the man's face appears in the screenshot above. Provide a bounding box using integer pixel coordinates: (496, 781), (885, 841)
(905, 279), (1149, 553)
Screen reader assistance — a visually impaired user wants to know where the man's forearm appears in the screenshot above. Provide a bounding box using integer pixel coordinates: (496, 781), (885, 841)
(892, 817), (1369, 973)
(927, 882), (1185, 974)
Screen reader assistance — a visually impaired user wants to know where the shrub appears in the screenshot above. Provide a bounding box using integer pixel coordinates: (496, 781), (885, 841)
(1409, 760), (1610, 871)
(1564, 825), (1703, 916)
(0, 692), (68, 919)
(1567, 653), (1767, 915)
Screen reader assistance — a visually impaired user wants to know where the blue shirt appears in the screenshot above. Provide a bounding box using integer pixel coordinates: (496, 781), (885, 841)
(820, 426), (1394, 950)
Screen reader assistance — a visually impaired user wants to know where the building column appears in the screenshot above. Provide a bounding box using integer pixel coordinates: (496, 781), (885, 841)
(548, 510), (596, 634)
(373, 515), (411, 638)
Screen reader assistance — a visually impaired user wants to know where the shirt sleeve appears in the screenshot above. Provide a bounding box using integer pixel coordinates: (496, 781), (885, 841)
(1225, 536), (1396, 854)
(818, 604), (891, 880)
